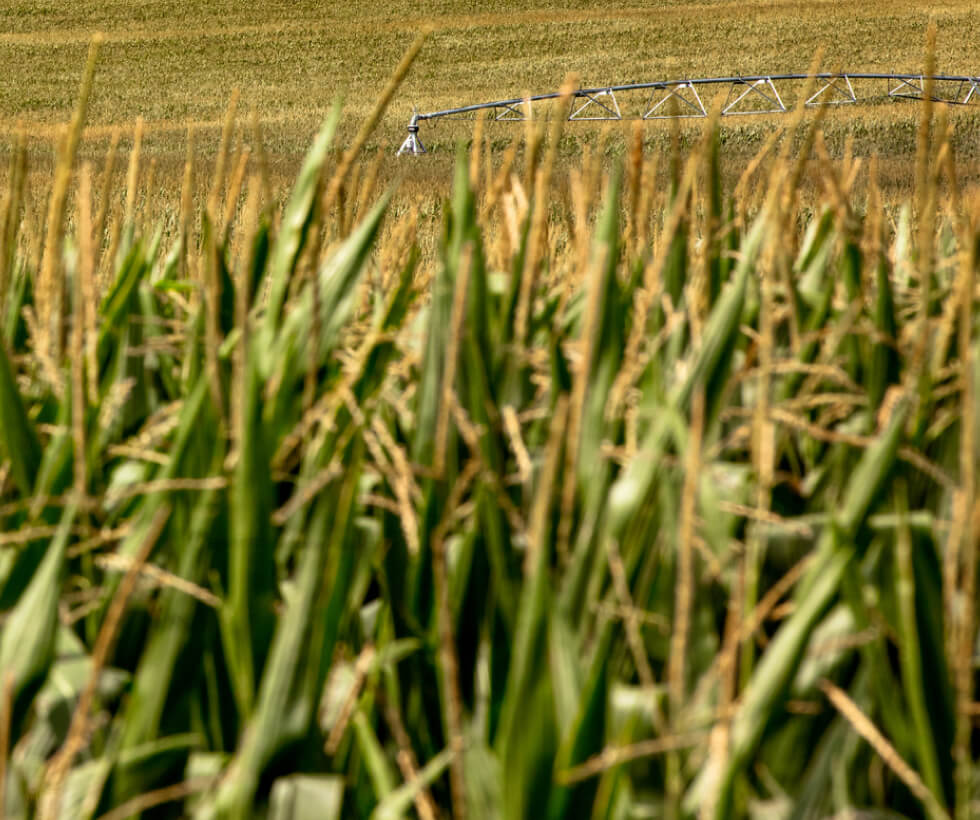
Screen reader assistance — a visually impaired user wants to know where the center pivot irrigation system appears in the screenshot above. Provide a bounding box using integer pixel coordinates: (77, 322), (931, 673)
(397, 71), (980, 155)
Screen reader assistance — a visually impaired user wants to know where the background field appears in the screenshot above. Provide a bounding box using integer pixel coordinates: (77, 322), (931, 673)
(2, 0), (980, 202)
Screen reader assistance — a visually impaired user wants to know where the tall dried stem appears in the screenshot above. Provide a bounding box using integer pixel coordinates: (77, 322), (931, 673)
(37, 35), (101, 366)
(667, 384), (704, 818)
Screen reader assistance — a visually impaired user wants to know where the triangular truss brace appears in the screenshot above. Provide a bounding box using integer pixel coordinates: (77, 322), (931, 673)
(568, 89), (622, 120)
(960, 79), (980, 104)
(888, 76), (975, 104)
(938, 77), (980, 105)
(643, 83), (706, 118)
(722, 77), (787, 115)
(806, 75), (857, 106)
(493, 102), (526, 121)
(889, 76), (923, 100)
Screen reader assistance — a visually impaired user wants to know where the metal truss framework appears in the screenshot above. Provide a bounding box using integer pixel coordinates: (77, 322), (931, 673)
(397, 72), (980, 155)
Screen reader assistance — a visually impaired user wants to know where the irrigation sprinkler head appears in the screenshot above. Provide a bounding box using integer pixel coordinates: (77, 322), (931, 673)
(396, 111), (427, 156)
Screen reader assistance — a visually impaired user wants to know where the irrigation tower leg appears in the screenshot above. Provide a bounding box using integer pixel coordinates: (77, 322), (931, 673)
(397, 114), (427, 156)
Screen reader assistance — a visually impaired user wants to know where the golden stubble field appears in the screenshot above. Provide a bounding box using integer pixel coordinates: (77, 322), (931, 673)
(1, 0), (980, 206)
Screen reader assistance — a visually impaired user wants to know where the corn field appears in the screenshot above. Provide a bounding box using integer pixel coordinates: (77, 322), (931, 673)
(0, 40), (978, 820)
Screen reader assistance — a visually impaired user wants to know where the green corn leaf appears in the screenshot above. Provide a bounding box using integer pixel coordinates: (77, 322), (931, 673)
(0, 504), (74, 733)
(869, 252), (900, 409)
(547, 621), (612, 820)
(413, 147), (482, 467)
(690, 395), (910, 819)
(580, 166), (623, 482)
(496, 444), (558, 819)
(224, 338), (273, 719)
(208, 442), (364, 818)
(0, 337), (41, 497)
(261, 105), (341, 344)
(353, 708), (398, 803)
(112, 445), (224, 804)
(97, 238), (155, 365)
(607, 209), (767, 545)
(2, 261), (30, 348)
(672, 204), (767, 415)
(273, 192), (391, 378)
